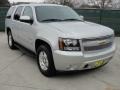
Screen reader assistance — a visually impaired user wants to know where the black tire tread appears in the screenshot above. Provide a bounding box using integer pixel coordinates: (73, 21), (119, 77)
(8, 30), (16, 49)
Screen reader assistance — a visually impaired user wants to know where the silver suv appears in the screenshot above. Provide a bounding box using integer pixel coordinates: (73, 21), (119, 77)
(5, 4), (116, 77)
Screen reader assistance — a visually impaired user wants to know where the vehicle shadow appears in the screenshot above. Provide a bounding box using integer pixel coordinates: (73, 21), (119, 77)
(15, 43), (106, 78)
(55, 68), (103, 78)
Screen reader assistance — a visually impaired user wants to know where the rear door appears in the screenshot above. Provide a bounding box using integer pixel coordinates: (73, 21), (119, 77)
(5, 6), (15, 37)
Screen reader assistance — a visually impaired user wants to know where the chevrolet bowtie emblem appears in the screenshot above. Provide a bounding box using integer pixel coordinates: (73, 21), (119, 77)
(98, 40), (107, 45)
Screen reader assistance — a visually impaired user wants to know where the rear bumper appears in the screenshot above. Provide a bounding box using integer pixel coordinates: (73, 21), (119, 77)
(53, 43), (116, 71)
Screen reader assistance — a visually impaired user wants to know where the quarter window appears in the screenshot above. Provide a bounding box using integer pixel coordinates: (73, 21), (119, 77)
(6, 6), (15, 19)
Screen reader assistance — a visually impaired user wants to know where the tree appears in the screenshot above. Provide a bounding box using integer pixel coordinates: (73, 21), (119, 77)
(59, 0), (73, 6)
(112, 0), (120, 9)
(12, 2), (30, 5)
(44, 0), (85, 8)
(0, 0), (10, 6)
(88, 0), (113, 9)
(45, 0), (73, 7)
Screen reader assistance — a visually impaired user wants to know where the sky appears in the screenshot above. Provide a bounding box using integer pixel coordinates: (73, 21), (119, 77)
(9, 0), (44, 3)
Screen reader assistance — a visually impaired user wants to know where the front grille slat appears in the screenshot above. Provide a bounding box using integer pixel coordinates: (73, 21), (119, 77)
(82, 35), (113, 42)
(84, 42), (112, 51)
(82, 35), (113, 52)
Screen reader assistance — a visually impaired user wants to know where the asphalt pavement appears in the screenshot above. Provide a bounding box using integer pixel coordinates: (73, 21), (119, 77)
(0, 32), (120, 90)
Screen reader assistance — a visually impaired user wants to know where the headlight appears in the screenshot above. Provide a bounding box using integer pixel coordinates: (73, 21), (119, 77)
(59, 38), (81, 51)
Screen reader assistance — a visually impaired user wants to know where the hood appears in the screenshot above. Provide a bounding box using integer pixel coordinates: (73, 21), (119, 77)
(46, 21), (114, 38)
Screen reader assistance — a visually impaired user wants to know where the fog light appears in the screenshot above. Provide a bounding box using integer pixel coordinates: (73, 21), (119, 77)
(66, 65), (78, 70)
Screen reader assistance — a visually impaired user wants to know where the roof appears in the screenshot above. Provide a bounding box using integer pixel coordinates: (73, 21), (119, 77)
(13, 3), (64, 7)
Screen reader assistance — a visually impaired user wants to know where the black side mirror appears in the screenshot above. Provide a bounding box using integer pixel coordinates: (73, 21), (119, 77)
(14, 14), (20, 20)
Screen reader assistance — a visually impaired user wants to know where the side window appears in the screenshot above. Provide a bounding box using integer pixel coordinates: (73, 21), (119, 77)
(14, 6), (23, 21)
(6, 6), (15, 19)
(22, 6), (33, 19)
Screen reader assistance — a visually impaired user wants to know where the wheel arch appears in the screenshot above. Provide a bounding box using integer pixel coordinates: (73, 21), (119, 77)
(6, 27), (11, 35)
(36, 39), (56, 76)
(35, 39), (53, 54)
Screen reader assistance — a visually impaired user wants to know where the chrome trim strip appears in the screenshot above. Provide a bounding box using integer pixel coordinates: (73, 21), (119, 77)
(82, 35), (113, 42)
(82, 35), (114, 52)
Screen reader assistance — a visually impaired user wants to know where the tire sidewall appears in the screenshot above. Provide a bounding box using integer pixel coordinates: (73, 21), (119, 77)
(8, 31), (13, 48)
(37, 45), (56, 77)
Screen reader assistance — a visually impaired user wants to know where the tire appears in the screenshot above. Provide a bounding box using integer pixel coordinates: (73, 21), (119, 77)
(37, 45), (56, 77)
(7, 30), (16, 49)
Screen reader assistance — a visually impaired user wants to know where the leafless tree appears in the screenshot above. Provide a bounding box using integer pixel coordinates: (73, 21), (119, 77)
(0, 0), (10, 6)
(12, 2), (31, 5)
(112, 0), (120, 9)
(45, 0), (86, 8)
(45, 0), (72, 6)
(88, 0), (113, 9)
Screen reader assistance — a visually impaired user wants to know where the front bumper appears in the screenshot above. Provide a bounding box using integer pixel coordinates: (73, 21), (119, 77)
(53, 43), (116, 71)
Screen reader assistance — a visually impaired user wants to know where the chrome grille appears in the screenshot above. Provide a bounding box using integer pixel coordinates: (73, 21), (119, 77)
(82, 35), (114, 51)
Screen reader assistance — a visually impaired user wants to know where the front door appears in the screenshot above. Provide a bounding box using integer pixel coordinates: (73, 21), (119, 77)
(19, 6), (35, 51)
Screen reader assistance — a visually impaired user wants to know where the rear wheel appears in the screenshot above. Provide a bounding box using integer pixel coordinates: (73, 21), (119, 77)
(7, 30), (16, 49)
(37, 45), (56, 77)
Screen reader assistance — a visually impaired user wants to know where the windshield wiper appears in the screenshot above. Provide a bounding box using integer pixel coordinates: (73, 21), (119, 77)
(63, 19), (82, 21)
(41, 19), (63, 22)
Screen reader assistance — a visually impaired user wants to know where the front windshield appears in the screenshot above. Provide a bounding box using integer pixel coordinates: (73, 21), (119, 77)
(35, 6), (81, 22)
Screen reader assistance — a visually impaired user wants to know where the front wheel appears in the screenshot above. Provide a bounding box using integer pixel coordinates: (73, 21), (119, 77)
(7, 31), (16, 49)
(37, 45), (56, 77)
